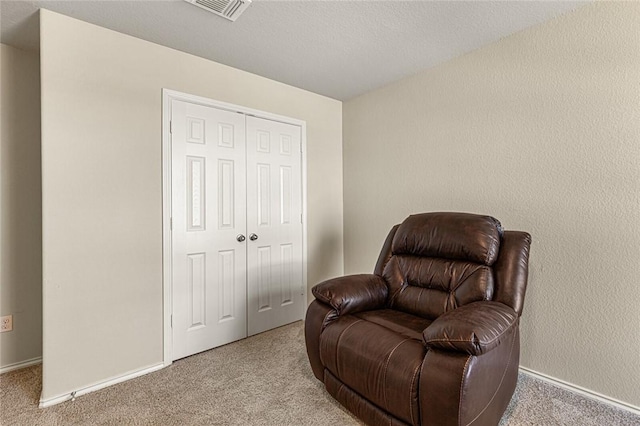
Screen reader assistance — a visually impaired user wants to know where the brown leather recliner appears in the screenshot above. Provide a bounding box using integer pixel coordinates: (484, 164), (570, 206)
(305, 212), (531, 426)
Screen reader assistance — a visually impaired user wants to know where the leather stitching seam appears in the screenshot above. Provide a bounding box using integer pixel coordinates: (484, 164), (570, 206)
(382, 339), (410, 412)
(464, 327), (517, 426)
(458, 355), (473, 426)
(334, 319), (363, 379)
(408, 361), (421, 426)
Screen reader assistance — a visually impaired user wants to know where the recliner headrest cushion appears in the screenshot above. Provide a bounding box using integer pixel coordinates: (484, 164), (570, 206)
(391, 212), (503, 265)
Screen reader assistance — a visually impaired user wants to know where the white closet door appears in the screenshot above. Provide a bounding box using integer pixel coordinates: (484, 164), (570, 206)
(172, 100), (247, 360)
(246, 116), (304, 336)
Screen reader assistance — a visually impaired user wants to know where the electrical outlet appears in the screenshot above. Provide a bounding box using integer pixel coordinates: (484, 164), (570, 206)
(0, 315), (13, 332)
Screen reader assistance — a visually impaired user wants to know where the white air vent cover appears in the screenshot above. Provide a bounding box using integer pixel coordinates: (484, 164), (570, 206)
(185, 0), (252, 22)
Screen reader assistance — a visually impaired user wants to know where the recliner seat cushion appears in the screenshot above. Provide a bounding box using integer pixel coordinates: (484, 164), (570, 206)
(319, 315), (425, 425)
(354, 309), (432, 341)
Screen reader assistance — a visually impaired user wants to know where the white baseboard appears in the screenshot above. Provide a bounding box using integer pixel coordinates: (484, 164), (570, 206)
(519, 366), (640, 416)
(0, 357), (42, 375)
(27, 361), (639, 414)
(39, 363), (165, 408)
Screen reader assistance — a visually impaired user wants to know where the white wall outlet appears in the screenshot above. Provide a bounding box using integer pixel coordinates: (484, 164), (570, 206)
(0, 315), (13, 332)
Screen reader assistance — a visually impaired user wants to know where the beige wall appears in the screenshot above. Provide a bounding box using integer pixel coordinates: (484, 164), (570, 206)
(343, 2), (640, 408)
(0, 44), (42, 370)
(40, 9), (343, 401)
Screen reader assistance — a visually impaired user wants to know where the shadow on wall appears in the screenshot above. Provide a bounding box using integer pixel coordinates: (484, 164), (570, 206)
(0, 41), (43, 369)
(307, 230), (342, 293)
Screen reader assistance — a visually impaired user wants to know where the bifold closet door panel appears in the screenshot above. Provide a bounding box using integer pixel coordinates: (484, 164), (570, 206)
(246, 116), (304, 336)
(171, 100), (248, 360)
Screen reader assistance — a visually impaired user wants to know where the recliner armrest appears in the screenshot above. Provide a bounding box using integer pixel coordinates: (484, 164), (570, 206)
(311, 274), (388, 316)
(422, 301), (518, 356)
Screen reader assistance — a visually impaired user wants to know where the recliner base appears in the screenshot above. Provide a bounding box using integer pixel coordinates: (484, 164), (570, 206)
(324, 369), (410, 426)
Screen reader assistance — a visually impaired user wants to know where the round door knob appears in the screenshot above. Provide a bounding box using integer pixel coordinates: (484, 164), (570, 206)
(236, 234), (246, 242)
(249, 233), (258, 241)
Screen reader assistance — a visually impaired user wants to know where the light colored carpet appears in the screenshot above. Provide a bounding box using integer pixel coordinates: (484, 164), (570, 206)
(1, 322), (638, 425)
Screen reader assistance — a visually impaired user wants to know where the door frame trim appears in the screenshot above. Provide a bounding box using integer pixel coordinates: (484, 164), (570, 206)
(161, 89), (308, 366)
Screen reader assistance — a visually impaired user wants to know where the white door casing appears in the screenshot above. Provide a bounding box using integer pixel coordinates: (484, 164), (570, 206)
(246, 116), (304, 336)
(164, 90), (307, 363)
(171, 100), (248, 360)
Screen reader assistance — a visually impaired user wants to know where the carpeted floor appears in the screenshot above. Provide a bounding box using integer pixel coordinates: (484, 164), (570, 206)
(1, 322), (638, 425)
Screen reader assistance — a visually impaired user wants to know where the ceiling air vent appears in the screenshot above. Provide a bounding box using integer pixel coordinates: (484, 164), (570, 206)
(185, 0), (252, 22)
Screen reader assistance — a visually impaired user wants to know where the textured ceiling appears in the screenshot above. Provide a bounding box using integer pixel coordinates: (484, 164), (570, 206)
(1, 0), (586, 100)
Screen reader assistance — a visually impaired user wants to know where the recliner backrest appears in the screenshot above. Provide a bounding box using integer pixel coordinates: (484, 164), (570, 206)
(377, 212), (504, 321)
